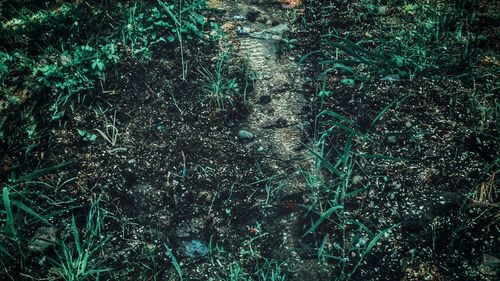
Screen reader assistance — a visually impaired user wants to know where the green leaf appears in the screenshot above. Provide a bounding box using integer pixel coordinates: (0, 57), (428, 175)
(3, 186), (16, 237)
(77, 129), (97, 141)
(11, 200), (51, 225)
(369, 95), (413, 131)
(164, 244), (183, 281)
(349, 224), (399, 277)
(302, 204), (343, 237)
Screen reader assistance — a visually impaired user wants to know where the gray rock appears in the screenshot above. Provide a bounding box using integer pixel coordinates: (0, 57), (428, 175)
(387, 135), (397, 144)
(352, 175), (363, 184)
(181, 239), (208, 258)
(250, 24), (289, 40)
(29, 226), (57, 253)
(257, 146), (265, 153)
(238, 130), (254, 140)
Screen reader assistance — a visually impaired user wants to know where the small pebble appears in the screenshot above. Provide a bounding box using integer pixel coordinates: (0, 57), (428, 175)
(182, 240), (208, 258)
(352, 175), (363, 184)
(258, 95), (271, 104)
(238, 130), (254, 140)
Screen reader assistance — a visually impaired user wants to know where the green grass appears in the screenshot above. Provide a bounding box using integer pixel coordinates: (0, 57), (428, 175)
(50, 196), (110, 281)
(164, 244), (184, 281)
(300, 93), (405, 279)
(197, 52), (239, 110)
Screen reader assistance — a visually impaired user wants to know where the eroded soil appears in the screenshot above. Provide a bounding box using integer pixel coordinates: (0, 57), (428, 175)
(1, 0), (498, 280)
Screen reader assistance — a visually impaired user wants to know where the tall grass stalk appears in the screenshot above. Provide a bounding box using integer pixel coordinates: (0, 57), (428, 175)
(303, 102), (401, 279)
(197, 52), (238, 110)
(50, 196), (110, 281)
(164, 244), (183, 281)
(158, 0), (187, 81)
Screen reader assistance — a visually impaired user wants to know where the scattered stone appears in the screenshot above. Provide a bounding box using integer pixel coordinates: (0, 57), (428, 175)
(236, 26), (254, 36)
(181, 239), (208, 258)
(251, 24), (289, 40)
(352, 175), (363, 184)
(238, 24), (289, 40)
(29, 226), (57, 253)
(258, 95), (272, 104)
(238, 130), (254, 140)
(231, 15), (246, 21)
(387, 135), (397, 144)
(275, 117), (288, 127)
(156, 124), (165, 132)
(246, 11), (260, 22)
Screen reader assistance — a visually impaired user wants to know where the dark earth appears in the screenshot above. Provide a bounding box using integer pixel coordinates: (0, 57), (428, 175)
(0, 0), (498, 280)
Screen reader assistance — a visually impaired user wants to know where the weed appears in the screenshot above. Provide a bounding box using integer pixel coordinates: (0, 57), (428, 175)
(157, 0), (207, 80)
(256, 259), (287, 281)
(300, 94), (405, 279)
(77, 129), (97, 142)
(32, 42), (122, 120)
(0, 181), (61, 277)
(49, 196), (110, 281)
(239, 222), (269, 263)
(164, 244), (183, 281)
(197, 52), (239, 110)
(228, 262), (250, 281)
(94, 110), (119, 147)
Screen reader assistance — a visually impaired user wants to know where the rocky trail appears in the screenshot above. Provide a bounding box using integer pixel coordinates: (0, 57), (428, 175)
(211, 0), (318, 276)
(1, 0), (498, 280)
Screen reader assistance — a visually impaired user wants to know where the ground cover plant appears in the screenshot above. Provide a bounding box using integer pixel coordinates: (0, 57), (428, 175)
(1, 0), (498, 280)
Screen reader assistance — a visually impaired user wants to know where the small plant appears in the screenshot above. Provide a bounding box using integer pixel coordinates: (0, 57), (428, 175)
(256, 259), (286, 281)
(0, 163), (70, 276)
(94, 110), (119, 146)
(164, 244), (184, 281)
(240, 222), (269, 261)
(50, 196), (110, 281)
(227, 262), (249, 281)
(32, 42), (122, 120)
(77, 129), (97, 141)
(197, 52), (239, 110)
(157, 0), (207, 80)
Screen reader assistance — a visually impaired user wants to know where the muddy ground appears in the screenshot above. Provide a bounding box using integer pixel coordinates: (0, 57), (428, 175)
(0, 0), (499, 280)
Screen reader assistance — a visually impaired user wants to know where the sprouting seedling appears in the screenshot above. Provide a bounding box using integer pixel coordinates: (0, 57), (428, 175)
(94, 110), (119, 146)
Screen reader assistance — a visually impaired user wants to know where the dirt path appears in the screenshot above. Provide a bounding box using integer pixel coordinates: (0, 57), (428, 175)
(208, 0), (320, 277)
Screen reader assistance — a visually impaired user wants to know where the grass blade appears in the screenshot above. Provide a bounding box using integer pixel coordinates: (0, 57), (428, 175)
(349, 224), (399, 278)
(14, 161), (72, 183)
(0, 244), (14, 259)
(317, 109), (355, 125)
(71, 215), (82, 256)
(299, 50), (322, 65)
(11, 200), (51, 226)
(302, 204), (343, 238)
(321, 40), (377, 67)
(2, 186), (16, 237)
(164, 244), (183, 281)
(304, 144), (344, 178)
(369, 95), (412, 131)
(322, 33), (385, 60)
